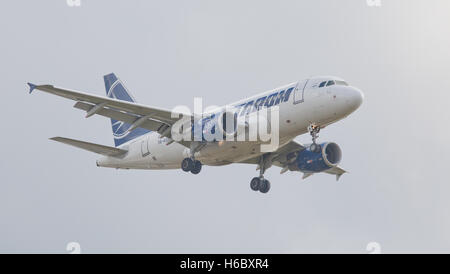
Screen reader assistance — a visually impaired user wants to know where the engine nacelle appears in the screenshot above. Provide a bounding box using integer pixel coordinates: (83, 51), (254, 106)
(219, 110), (250, 140)
(191, 111), (249, 142)
(289, 142), (342, 173)
(219, 110), (238, 136)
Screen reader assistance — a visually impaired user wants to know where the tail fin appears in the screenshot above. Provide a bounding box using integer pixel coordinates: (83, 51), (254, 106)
(104, 73), (150, 147)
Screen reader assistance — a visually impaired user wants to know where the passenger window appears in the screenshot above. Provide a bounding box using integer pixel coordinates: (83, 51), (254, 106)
(319, 81), (326, 88)
(326, 80), (335, 86)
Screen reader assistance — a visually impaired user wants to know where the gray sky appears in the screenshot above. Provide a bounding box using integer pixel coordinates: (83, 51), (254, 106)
(1, 0), (450, 253)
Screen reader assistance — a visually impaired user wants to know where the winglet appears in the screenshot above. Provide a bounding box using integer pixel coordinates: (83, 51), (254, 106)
(27, 82), (37, 94)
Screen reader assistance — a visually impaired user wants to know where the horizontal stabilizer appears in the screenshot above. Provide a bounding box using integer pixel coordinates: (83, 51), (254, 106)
(50, 137), (128, 157)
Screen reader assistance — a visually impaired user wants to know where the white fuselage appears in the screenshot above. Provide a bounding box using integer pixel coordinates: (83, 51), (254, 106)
(96, 76), (363, 169)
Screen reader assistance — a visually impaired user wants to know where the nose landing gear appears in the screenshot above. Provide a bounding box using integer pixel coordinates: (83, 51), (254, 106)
(308, 123), (322, 153)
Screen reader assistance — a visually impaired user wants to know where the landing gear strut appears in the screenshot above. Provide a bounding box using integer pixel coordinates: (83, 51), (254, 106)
(308, 123), (321, 153)
(250, 155), (271, 194)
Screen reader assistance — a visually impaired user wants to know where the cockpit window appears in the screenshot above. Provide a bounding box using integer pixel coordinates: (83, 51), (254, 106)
(335, 80), (348, 86)
(318, 80), (348, 88)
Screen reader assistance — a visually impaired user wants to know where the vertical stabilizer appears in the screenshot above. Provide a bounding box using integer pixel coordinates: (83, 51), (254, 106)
(103, 73), (150, 146)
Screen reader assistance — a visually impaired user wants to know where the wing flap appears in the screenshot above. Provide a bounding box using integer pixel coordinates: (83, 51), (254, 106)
(50, 137), (128, 157)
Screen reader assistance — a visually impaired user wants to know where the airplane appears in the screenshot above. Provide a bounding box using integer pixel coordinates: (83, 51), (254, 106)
(28, 73), (363, 194)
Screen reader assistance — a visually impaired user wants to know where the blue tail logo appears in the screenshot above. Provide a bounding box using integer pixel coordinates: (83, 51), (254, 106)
(104, 73), (150, 147)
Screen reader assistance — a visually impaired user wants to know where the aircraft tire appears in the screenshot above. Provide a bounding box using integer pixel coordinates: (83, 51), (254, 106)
(259, 179), (271, 194)
(310, 143), (321, 153)
(181, 158), (194, 172)
(191, 160), (202, 174)
(250, 177), (261, 191)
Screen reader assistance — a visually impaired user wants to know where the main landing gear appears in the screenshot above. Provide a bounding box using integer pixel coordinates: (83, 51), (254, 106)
(181, 142), (204, 175)
(250, 177), (271, 194)
(308, 122), (322, 153)
(181, 157), (202, 174)
(250, 155), (271, 194)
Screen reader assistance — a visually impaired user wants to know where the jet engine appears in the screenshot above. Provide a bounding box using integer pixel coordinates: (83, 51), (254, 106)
(289, 142), (342, 173)
(193, 111), (249, 141)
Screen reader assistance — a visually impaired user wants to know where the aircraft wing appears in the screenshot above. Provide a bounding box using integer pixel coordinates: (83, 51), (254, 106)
(238, 140), (305, 166)
(267, 139), (305, 168)
(324, 166), (347, 181)
(238, 140), (347, 180)
(271, 139), (305, 156)
(28, 83), (192, 146)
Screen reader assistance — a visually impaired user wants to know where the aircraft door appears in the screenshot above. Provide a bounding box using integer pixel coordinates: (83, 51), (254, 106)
(293, 79), (309, 104)
(141, 136), (150, 157)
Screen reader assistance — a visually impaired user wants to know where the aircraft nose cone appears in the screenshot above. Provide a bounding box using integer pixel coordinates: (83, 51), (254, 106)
(346, 87), (364, 111)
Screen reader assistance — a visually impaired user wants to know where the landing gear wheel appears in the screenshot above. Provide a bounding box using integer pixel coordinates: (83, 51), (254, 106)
(310, 143), (321, 153)
(181, 158), (194, 172)
(251, 155), (272, 193)
(259, 179), (271, 194)
(250, 177), (261, 191)
(190, 160), (202, 174)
